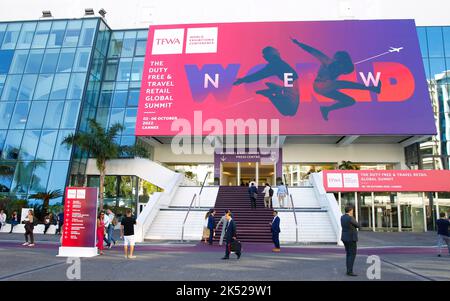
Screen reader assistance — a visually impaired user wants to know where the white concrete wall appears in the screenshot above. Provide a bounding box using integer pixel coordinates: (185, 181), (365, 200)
(154, 143), (405, 168)
(170, 186), (218, 208)
(283, 144), (406, 169)
(154, 145), (213, 164)
(1, 0), (449, 28)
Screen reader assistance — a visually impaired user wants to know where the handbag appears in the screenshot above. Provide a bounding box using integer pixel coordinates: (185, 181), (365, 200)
(253, 192), (258, 199)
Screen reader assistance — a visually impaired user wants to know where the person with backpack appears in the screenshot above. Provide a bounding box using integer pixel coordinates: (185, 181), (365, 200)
(22, 210), (36, 247)
(262, 183), (274, 208)
(105, 209), (117, 248)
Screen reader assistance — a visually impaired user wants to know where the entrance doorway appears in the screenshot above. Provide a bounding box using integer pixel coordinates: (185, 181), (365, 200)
(220, 162), (275, 186)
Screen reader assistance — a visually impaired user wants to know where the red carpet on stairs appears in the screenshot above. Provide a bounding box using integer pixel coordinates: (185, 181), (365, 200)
(212, 186), (274, 243)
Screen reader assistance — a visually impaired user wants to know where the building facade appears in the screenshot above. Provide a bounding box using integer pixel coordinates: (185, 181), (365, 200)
(0, 15), (449, 232)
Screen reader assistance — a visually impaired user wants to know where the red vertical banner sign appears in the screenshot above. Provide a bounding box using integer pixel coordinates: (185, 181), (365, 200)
(58, 187), (98, 257)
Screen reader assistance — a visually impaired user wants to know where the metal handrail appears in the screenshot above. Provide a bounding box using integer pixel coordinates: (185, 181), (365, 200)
(181, 193), (197, 242)
(284, 174), (299, 243)
(290, 194), (299, 243)
(180, 172), (210, 242)
(197, 172), (210, 207)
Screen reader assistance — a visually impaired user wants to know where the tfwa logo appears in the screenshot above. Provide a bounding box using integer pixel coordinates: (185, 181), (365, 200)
(152, 28), (184, 55)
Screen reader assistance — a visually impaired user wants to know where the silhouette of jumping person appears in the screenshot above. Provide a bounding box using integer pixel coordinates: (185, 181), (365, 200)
(233, 47), (299, 116)
(291, 38), (381, 121)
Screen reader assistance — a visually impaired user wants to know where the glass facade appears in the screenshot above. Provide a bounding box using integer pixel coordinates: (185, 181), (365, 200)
(1, 17), (450, 222)
(0, 18), (98, 205)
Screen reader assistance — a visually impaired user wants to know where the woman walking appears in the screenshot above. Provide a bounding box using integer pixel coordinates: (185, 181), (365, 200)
(97, 212), (105, 255)
(23, 210), (35, 247)
(202, 211), (211, 244)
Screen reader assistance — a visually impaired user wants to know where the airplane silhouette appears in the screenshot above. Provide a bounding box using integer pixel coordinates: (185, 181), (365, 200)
(389, 47), (403, 53)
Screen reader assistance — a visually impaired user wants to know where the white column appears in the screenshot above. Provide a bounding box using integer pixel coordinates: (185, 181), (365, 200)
(435, 192), (440, 220)
(338, 192), (342, 214)
(371, 192), (376, 232)
(255, 162), (259, 186)
(422, 192), (427, 232)
(397, 197), (402, 232)
(273, 164), (276, 186)
(237, 162), (240, 186)
(354, 192), (359, 221)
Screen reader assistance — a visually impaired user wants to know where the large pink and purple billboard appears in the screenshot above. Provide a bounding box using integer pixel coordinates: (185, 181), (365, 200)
(136, 20), (436, 136)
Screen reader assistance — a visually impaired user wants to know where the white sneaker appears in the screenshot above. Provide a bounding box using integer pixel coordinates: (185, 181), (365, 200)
(28, 244), (35, 247)
(128, 255), (136, 259)
(22, 242), (29, 246)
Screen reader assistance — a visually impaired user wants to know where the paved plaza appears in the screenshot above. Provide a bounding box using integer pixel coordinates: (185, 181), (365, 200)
(0, 231), (449, 281)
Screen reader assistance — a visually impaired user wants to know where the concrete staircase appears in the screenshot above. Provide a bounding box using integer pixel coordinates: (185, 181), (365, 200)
(213, 186), (274, 243)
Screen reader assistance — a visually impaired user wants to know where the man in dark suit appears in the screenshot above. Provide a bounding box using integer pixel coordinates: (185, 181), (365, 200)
(207, 209), (216, 245)
(270, 210), (281, 252)
(222, 212), (241, 260)
(248, 183), (258, 209)
(341, 205), (360, 276)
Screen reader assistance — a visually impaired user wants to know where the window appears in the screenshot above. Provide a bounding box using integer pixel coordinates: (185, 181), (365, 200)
(127, 88), (139, 107)
(10, 101), (30, 129)
(99, 82), (114, 107)
(104, 59), (118, 81)
(1, 74), (22, 101)
(47, 21), (67, 48)
(49, 73), (70, 99)
(0, 102), (14, 129)
(40, 49), (59, 73)
(66, 73), (86, 100)
(95, 107), (110, 126)
(33, 74), (54, 100)
(1, 23), (22, 50)
(121, 31), (136, 57)
(63, 20), (82, 47)
(16, 22), (36, 49)
(0, 161), (15, 192)
(36, 130), (57, 160)
(0, 75), (5, 96)
(0, 50), (14, 73)
(121, 136), (135, 146)
(24, 49), (44, 73)
(53, 130), (74, 160)
(43, 101), (64, 128)
(78, 19), (97, 47)
(17, 74), (38, 100)
(112, 82), (128, 107)
(443, 27), (450, 58)
(0, 24), (7, 47)
(73, 48), (91, 72)
(31, 21), (52, 49)
(123, 108), (137, 135)
(116, 58), (132, 81)
(131, 57), (144, 81)
(2, 130), (23, 160)
(46, 161), (69, 192)
(427, 27), (444, 58)
(60, 101), (80, 128)
(0, 129), (5, 159)
(9, 50), (29, 74)
(29, 161), (51, 194)
(108, 31), (124, 58)
(57, 48), (76, 72)
(109, 108), (125, 127)
(19, 130), (40, 160)
(26, 101), (47, 129)
(135, 40), (146, 56)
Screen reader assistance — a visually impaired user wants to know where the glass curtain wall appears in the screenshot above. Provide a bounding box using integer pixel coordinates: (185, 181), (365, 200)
(0, 19), (98, 205)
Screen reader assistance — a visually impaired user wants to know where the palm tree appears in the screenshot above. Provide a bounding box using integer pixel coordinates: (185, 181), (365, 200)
(62, 119), (149, 210)
(338, 160), (360, 170)
(29, 189), (63, 213)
